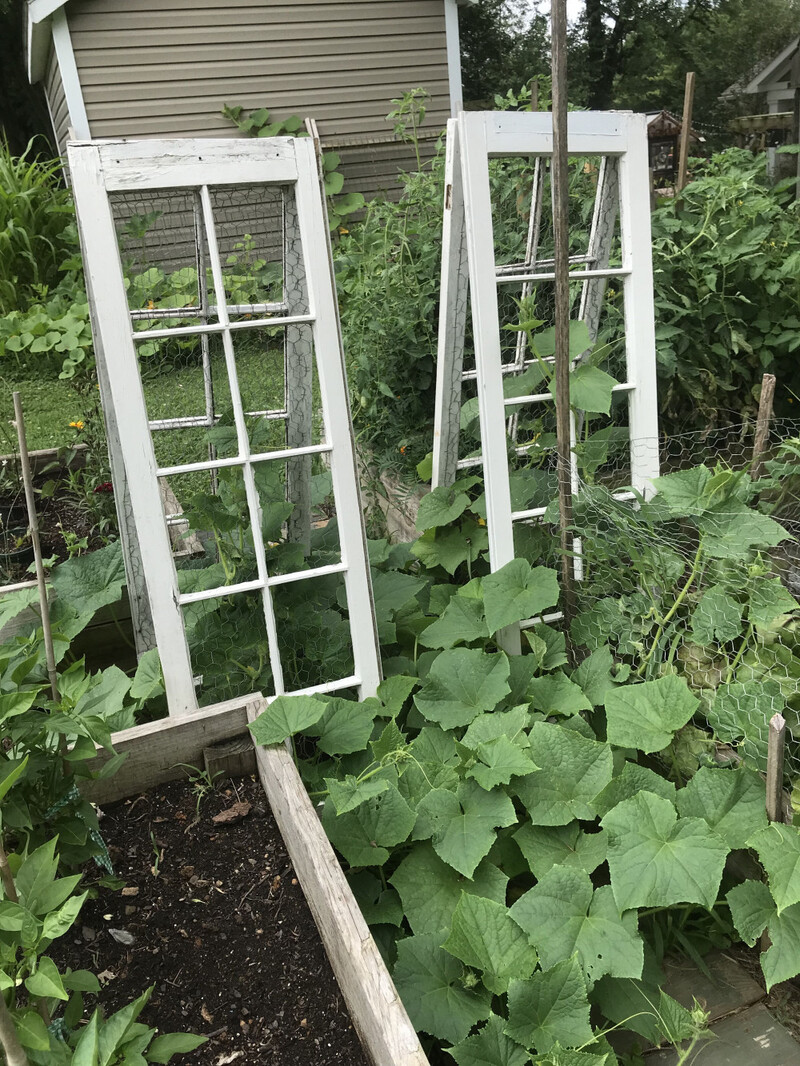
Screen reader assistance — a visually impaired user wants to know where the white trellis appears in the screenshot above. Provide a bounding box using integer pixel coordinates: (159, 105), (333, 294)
(432, 110), (660, 579)
(68, 137), (381, 715)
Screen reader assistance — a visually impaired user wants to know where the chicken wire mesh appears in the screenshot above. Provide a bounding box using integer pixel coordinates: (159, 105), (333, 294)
(510, 416), (800, 787)
(103, 180), (357, 708)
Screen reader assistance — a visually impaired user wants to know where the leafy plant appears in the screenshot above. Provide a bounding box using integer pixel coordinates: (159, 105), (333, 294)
(0, 543), (165, 868)
(387, 88), (430, 172)
(0, 141), (77, 316)
(243, 465), (800, 1063)
(650, 148), (800, 429)
(221, 104), (365, 231)
(0, 838), (205, 1064)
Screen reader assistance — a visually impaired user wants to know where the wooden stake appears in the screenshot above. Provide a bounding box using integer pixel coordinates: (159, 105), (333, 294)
(0, 994), (28, 1066)
(750, 372), (776, 480)
(766, 712), (786, 824)
(762, 711), (787, 954)
(0, 839), (19, 904)
(791, 49), (800, 201)
(550, 0), (576, 634)
(12, 393), (59, 701)
(677, 71), (696, 191)
(529, 77), (539, 112)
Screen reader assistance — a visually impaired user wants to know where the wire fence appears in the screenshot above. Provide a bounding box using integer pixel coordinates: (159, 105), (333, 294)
(519, 416), (800, 785)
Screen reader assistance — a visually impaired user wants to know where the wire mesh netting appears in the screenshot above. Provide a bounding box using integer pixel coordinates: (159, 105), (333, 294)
(449, 149), (642, 519)
(509, 416), (800, 787)
(104, 181), (361, 708)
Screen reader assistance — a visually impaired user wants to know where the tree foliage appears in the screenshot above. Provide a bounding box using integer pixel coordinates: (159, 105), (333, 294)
(0, 0), (53, 154)
(567, 0), (800, 132)
(459, 1), (550, 104)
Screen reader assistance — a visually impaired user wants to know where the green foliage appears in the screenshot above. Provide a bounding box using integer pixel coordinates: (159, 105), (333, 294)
(0, 141), (77, 315)
(336, 150), (444, 469)
(0, 544), (202, 1064)
(245, 474), (800, 1060)
(221, 103), (365, 230)
(0, 543), (168, 868)
(0, 839), (205, 1064)
(651, 149), (800, 429)
(569, 460), (800, 779)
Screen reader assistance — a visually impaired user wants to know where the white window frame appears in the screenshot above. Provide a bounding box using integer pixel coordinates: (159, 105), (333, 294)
(433, 110), (660, 576)
(68, 137), (382, 716)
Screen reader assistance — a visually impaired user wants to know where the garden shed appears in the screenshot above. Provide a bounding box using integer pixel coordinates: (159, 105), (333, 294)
(25, 0), (475, 201)
(739, 35), (800, 115)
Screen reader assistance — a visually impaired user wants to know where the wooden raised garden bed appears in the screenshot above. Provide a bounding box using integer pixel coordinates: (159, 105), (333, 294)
(82, 696), (429, 1066)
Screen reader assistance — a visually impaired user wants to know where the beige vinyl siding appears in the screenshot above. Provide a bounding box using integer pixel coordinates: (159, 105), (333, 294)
(67, 0), (451, 146)
(337, 138), (439, 203)
(45, 43), (71, 155)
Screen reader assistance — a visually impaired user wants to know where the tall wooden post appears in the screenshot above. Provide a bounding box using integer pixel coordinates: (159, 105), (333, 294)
(677, 71), (696, 191)
(791, 49), (800, 200)
(551, 0), (575, 635)
(750, 372), (776, 481)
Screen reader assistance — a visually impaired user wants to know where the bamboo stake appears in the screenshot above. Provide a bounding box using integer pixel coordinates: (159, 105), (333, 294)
(550, 0), (576, 636)
(766, 712), (786, 824)
(750, 372), (776, 481)
(12, 394), (58, 701)
(677, 71), (696, 192)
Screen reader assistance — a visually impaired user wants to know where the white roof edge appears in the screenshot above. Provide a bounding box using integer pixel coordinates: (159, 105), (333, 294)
(29, 0), (68, 21)
(27, 0), (69, 83)
(28, 0), (475, 81)
(743, 36), (799, 94)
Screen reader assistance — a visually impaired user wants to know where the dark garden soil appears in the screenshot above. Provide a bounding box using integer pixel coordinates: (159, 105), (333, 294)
(53, 776), (370, 1066)
(0, 477), (107, 583)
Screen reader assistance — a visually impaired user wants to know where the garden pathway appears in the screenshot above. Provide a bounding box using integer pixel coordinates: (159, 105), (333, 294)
(647, 952), (800, 1065)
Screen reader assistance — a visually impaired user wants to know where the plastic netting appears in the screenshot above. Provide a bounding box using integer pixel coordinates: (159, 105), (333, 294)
(513, 417), (800, 786)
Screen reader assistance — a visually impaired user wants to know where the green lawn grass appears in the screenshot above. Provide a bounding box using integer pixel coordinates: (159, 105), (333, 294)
(0, 341), (287, 466)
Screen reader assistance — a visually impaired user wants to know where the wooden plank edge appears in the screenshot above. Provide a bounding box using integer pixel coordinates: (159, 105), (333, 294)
(248, 702), (429, 1066)
(81, 694), (261, 804)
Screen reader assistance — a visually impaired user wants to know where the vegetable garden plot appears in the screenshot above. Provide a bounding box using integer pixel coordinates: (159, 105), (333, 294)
(68, 138), (381, 716)
(432, 111), (660, 605)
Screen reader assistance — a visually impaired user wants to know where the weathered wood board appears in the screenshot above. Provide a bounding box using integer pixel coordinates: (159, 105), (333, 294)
(662, 953), (765, 1022)
(647, 1003), (800, 1065)
(81, 696), (429, 1065)
(250, 704), (430, 1066)
(83, 696), (258, 804)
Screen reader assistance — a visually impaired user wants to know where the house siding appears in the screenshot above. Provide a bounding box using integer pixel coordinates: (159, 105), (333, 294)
(45, 42), (71, 154)
(66, 0), (451, 149)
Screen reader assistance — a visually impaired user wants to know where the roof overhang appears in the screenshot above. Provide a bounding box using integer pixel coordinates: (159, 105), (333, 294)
(27, 0), (477, 83)
(743, 36), (799, 94)
(26, 0), (69, 83)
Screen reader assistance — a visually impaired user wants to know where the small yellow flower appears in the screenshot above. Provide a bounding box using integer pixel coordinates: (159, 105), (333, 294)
(477, 518), (486, 526)
(147, 299), (155, 310)
(69, 420), (84, 430)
